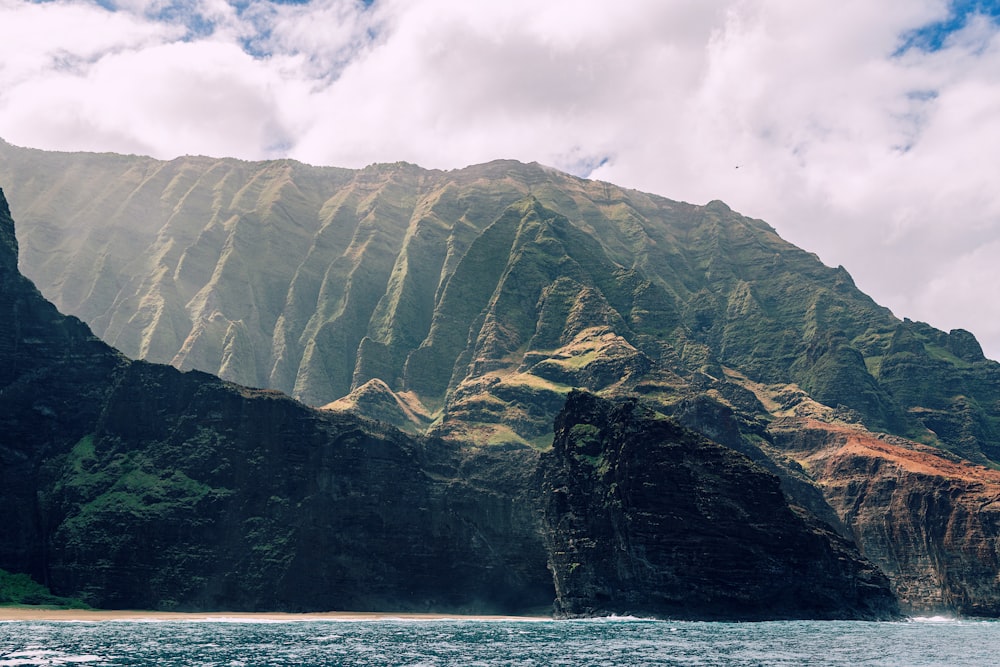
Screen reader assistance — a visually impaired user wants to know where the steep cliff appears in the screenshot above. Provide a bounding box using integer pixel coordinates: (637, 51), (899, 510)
(6, 142), (1000, 618)
(4, 141), (999, 464)
(540, 392), (898, 620)
(0, 187), (127, 581)
(41, 367), (554, 613)
(769, 417), (1000, 616)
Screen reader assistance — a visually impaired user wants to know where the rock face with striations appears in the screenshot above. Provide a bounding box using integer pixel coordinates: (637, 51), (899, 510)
(0, 186), (903, 618)
(768, 417), (1000, 616)
(540, 391), (898, 620)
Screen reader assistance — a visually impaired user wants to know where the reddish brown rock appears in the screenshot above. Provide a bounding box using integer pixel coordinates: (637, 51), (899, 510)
(770, 417), (1000, 616)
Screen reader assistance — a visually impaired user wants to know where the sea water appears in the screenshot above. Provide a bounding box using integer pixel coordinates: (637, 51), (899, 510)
(1, 616), (997, 666)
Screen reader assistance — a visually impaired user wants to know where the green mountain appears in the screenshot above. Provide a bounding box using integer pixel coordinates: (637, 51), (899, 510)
(2, 139), (998, 463)
(4, 140), (1000, 616)
(0, 187), (897, 618)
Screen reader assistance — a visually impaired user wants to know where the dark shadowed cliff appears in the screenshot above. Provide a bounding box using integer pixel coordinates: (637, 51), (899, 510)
(540, 391), (897, 620)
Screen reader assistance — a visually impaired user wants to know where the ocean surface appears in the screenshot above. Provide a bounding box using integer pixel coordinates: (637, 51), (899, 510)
(1, 616), (997, 666)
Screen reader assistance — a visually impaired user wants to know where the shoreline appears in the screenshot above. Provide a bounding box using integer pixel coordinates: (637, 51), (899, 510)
(0, 607), (971, 624)
(0, 607), (552, 622)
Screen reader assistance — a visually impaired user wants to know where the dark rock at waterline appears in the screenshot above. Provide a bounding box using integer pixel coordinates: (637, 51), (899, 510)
(540, 391), (899, 620)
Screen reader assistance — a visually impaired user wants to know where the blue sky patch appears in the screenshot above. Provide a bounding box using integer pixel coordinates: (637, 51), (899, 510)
(153, 3), (216, 40)
(898, 0), (1000, 53)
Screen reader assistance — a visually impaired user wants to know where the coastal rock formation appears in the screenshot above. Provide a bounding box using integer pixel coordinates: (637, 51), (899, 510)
(769, 417), (1000, 616)
(5, 143), (1000, 619)
(540, 392), (898, 620)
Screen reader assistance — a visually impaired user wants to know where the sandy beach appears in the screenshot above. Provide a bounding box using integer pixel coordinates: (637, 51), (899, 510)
(0, 607), (551, 622)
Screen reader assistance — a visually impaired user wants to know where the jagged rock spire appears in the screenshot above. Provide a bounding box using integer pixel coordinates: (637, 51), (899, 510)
(0, 187), (18, 271)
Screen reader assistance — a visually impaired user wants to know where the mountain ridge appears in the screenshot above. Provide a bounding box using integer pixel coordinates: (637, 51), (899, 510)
(3, 140), (997, 466)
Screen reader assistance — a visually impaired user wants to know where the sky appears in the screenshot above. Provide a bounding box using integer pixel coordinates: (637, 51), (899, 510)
(1, 0), (999, 360)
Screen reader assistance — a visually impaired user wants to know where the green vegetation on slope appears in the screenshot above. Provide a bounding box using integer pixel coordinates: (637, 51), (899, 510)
(0, 569), (89, 608)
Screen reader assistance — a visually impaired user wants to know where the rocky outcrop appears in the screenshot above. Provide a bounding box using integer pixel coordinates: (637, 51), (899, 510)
(539, 391), (899, 620)
(321, 378), (433, 434)
(769, 417), (1000, 616)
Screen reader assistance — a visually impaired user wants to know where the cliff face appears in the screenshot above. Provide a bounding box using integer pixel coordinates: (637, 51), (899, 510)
(5, 143), (1000, 618)
(769, 418), (1000, 616)
(540, 391), (898, 620)
(4, 142), (999, 466)
(0, 189), (127, 581)
(41, 364), (555, 613)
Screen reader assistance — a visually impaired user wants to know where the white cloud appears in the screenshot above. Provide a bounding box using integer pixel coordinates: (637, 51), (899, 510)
(1, 0), (999, 358)
(1, 37), (298, 157)
(0, 0), (311, 157)
(0, 0), (179, 83)
(251, 0), (381, 77)
(916, 239), (1000, 352)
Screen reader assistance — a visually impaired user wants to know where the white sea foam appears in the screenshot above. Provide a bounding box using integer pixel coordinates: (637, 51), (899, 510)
(567, 614), (659, 622)
(0, 650), (101, 665)
(194, 616), (301, 624)
(909, 615), (962, 624)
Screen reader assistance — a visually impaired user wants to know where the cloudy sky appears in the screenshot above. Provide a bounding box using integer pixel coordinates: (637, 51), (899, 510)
(1, 0), (999, 359)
